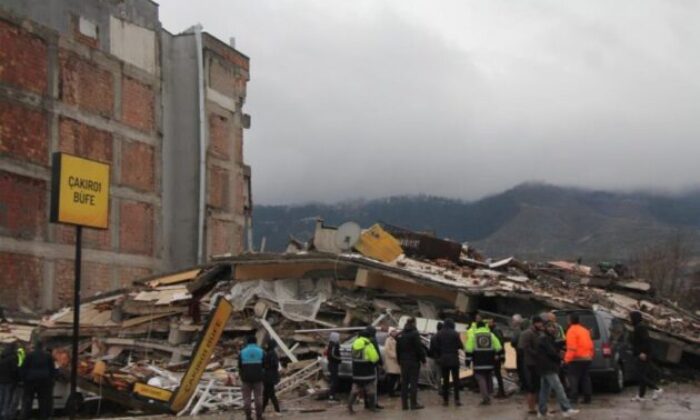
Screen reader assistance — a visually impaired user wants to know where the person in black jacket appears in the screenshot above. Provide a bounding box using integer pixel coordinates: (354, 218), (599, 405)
(428, 322), (443, 397)
(396, 317), (426, 410)
(326, 332), (342, 401)
(0, 342), (19, 420)
(630, 311), (663, 401)
(433, 319), (463, 406)
(488, 319), (507, 398)
(536, 322), (579, 417)
(20, 341), (56, 420)
(262, 339), (281, 414)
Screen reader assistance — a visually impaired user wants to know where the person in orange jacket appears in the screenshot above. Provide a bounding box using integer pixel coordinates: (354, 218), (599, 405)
(564, 313), (594, 405)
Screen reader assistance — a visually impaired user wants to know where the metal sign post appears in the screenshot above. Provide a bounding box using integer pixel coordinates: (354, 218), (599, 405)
(68, 225), (82, 417)
(50, 152), (110, 418)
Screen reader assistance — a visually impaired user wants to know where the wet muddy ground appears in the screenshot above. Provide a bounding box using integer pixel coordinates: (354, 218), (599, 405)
(128, 381), (699, 420)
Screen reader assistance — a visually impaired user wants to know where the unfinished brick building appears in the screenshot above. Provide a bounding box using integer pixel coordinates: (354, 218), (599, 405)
(0, 0), (252, 312)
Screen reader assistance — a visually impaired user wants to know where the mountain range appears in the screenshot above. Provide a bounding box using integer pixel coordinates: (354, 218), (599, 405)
(253, 183), (700, 262)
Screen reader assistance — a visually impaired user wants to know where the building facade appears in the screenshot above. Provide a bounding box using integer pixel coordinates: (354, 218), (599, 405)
(0, 0), (251, 312)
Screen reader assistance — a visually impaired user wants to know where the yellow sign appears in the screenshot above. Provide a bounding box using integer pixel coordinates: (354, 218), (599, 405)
(169, 297), (233, 412)
(50, 153), (110, 229)
(133, 382), (173, 402)
(355, 224), (404, 263)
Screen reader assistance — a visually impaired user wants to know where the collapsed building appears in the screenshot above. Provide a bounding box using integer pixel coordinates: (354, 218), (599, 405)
(1, 221), (699, 416)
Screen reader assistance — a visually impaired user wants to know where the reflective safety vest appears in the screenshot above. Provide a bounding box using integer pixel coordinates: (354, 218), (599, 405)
(465, 326), (502, 371)
(351, 336), (379, 382)
(17, 347), (26, 367)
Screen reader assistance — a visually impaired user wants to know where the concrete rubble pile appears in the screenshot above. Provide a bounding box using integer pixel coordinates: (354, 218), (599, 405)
(5, 221), (699, 416)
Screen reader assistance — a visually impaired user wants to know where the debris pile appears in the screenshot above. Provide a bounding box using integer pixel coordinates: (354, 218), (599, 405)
(3, 220), (698, 416)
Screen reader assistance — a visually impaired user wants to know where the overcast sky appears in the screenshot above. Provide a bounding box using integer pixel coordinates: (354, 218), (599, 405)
(159, 0), (700, 205)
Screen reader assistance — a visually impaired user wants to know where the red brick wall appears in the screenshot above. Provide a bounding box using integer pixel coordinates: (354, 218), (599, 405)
(0, 19), (48, 95)
(119, 200), (153, 255)
(58, 117), (113, 163)
(208, 58), (238, 99)
(0, 14), (166, 312)
(208, 165), (228, 209)
(234, 171), (245, 215)
(0, 171), (46, 240)
(55, 259), (111, 307)
(209, 217), (232, 256)
(0, 100), (48, 165)
(120, 140), (154, 192)
(55, 224), (112, 251)
(121, 77), (154, 132)
(118, 266), (151, 288)
(234, 126), (243, 164)
(59, 50), (114, 117)
(0, 252), (42, 310)
(209, 113), (230, 160)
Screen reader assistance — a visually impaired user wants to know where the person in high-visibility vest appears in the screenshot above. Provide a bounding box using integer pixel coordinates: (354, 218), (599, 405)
(564, 313), (594, 405)
(348, 328), (380, 414)
(465, 320), (502, 405)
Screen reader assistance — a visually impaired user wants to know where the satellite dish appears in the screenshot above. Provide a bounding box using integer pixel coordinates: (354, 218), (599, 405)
(334, 222), (362, 252)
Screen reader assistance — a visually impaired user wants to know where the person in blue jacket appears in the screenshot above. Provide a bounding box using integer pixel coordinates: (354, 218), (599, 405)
(238, 336), (265, 420)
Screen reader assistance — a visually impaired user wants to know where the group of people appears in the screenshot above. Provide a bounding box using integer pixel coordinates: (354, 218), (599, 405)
(343, 319), (428, 412)
(339, 315), (508, 413)
(237, 336), (282, 420)
(513, 310), (662, 418)
(327, 308), (662, 417)
(515, 312), (582, 417)
(429, 315), (507, 407)
(0, 340), (57, 420)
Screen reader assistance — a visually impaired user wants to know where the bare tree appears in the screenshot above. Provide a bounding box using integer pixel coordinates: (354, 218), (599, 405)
(630, 230), (691, 298)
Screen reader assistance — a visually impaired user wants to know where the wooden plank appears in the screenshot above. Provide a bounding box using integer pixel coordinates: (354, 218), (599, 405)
(147, 269), (201, 288)
(259, 318), (298, 363)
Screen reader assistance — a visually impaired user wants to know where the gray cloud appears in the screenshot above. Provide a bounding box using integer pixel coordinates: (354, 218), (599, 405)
(159, 0), (700, 204)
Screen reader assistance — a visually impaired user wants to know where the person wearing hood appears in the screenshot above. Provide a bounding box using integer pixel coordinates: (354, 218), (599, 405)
(630, 311), (663, 401)
(326, 332), (342, 401)
(433, 319), (464, 406)
(262, 339), (281, 414)
(0, 342), (19, 420)
(238, 336), (265, 420)
(364, 326), (384, 410)
(383, 328), (401, 398)
(348, 328), (380, 413)
(396, 317), (426, 410)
